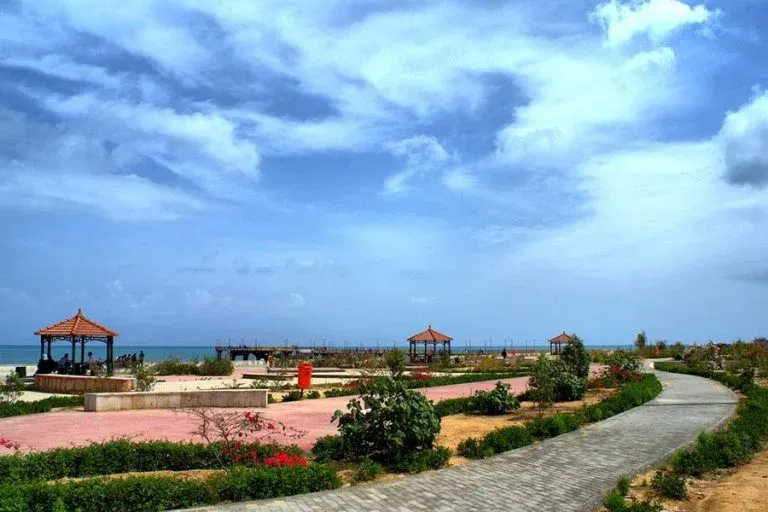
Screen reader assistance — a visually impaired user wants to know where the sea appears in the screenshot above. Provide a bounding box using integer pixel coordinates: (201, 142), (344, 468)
(0, 343), (633, 365)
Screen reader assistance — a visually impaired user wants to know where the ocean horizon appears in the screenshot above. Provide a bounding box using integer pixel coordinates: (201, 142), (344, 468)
(0, 342), (635, 365)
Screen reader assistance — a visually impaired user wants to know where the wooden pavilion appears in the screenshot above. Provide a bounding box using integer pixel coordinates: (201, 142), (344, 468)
(35, 309), (118, 376)
(408, 324), (452, 362)
(548, 331), (575, 355)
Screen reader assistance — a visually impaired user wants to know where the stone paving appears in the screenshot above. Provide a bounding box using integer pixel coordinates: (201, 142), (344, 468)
(181, 366), (738, 512)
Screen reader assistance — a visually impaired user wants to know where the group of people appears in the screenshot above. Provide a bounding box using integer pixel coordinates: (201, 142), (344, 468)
(115, 351), (145, 369)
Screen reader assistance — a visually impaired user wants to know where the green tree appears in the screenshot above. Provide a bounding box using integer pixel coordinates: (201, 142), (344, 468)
(561, 336), (590, 379)
(528, 355), (556, 413)
(385, 349), (406, 379)
(635, 331), (647, 352)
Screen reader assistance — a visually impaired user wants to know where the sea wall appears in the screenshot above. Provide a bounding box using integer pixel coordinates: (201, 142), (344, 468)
(84, 389), (268, 412)
(34, 374), (136, 394)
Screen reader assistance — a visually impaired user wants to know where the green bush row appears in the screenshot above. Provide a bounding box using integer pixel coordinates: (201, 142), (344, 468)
(457, 374), (662, 459)
(322, 372), (525, 398)
(655, 362), (768, 478)
(0, 395), (83, 419)
(0, 439), (303, 485)
(152, 357), (234, 376)
(432, 382), (519, 417)
(0, 464), (340, 512)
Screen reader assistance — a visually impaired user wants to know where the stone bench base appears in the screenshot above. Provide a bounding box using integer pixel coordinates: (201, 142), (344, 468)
(34, 374), (136, 394)
(84, 389), (268, 412)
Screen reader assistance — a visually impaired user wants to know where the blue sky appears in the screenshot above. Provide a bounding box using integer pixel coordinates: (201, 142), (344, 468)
(2, 0), (768, 346)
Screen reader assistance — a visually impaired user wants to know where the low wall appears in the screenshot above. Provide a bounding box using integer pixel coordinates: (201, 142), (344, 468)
(34, 374), (136, 394)
(84, 389), (269, 412)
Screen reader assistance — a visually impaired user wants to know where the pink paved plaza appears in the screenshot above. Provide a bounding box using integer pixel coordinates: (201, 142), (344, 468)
(1, 377), (532, 452)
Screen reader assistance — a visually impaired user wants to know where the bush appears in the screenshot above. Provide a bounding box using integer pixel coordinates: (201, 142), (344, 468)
(472, 381), (520, 415)
(605, 350), (641, 373)
(130, 365), (156, 392)
(282, 390), (304, 402)
(332, 378), (440, 463)
(456, 437), (494, 459)
(433, 396), (475, 417)
(0, 395), (83, 419)
(385, 349), (406, 378)
(0, 439), (304, 485)
(528, 356), (586, 406)
(1, 372), (25, 403)
(562, 337), (590, 379)
(310, 435), (348, 463)
(351, 459), (383, 484)
(616, 475), (631, 496)
(460, 374), (662, 459)
(198, 357), (234, 376)
(306, 390), (322, 399)
(152, 357), (199, 376)
(389, 446), (451, 473)
(650, 470), (687, 499)
(683, 343), (724, 371)
(0, 464), (340, 512)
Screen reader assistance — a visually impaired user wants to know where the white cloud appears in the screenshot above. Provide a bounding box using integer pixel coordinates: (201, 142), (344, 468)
(719, 89), (768, 187)
(286, 293), (306, 307)
(592, 0), (715, 47)
(383, 135), (456, 194)
(0, 168), (206, 221)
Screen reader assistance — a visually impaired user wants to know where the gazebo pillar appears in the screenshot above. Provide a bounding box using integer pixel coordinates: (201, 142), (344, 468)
(39, 336), (45, 358)
(70, 336), (76, 371)
(106, 336), (114, 376)
(47, 336), (52, 358)
(80, 335), (86, 364)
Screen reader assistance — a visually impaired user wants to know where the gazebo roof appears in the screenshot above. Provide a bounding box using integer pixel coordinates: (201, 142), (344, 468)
(35, 309), (118, 337)
(408, 325), (452, 343)
(548, 331), (574, 344)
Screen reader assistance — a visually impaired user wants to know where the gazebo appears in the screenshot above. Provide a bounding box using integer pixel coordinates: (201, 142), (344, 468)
(549, 331), (575, 355)
(408, 324), (452, 362)
(35, 308), (118, 376)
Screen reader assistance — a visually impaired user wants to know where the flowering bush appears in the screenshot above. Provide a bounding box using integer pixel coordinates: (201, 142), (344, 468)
(412, 370), (432, 382)
(590, 365), (644, 388)
(0, 437), (19, 451)
(264, 451), (308, 468)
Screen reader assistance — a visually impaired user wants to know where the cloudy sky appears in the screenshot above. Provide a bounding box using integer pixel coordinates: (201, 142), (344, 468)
(2, 0), (767, 346)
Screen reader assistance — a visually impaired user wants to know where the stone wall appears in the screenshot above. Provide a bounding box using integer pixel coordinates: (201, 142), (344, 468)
(34, 374), (136, 394)
(84, 389), (268, 412)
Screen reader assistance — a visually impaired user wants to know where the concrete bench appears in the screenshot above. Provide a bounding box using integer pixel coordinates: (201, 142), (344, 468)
(84, 389), (268, 412)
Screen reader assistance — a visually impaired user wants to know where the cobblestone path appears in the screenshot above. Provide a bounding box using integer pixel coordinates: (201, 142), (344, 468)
(184, 365), (737, 512)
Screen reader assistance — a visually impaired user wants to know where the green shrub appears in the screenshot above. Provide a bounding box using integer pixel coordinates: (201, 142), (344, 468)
(0, 395), (83, 419)
(310, 435), (348, 463)
(616, 475), (631, 496)
(306, 390), (322, 399)
(282, 390), (304, 402)
(198, 357), (234, 376)
(433, 396), (476, 417)
(332, 378), (440, 464)
(562, 337), (590, 379)
(650, 470), (687, 499)
(604, 492), (629, 512)
(130, 365), (156, 392)
(472, 381), (520, 415)
(390, 447), (451, 473)
(0, 439), (304, 485)
(0, 465), (340, 512)
(605, 350), (641, 372)
(459, 374), (662, 459)
(385, 349), (406, 378)
(152, 357), (199, 376)
(351, 459), (383, 484)
(456, 437), (494, 459)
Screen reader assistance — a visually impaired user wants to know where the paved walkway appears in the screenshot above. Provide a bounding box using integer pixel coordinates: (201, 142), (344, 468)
(181, 365), (738, 512)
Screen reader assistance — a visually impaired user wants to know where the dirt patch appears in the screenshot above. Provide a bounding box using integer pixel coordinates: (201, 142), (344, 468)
(436, 389), (615, 453)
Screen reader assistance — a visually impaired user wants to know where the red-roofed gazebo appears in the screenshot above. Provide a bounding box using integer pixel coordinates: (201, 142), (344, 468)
(35, 309), (119, 375)
(548, 331), (574, 355)
(408, 324), (452, 362)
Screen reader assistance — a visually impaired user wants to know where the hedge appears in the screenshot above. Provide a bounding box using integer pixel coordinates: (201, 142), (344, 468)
(324, 372), (526, 398)
(458, 374), (662, 459)
(0, 464), (340, 512)
(0, 396), (83, 419)
(0, 439), (304, 485)
(655, 362), (768, 478)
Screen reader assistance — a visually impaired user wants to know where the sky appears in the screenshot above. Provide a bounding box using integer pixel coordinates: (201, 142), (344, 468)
(1, 0), (768, 346)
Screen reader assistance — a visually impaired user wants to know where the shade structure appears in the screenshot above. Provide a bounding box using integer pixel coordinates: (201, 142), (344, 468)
(35, 309), (118, 375)
(548, 331), (574, 355)
(407, 324), (453, 362)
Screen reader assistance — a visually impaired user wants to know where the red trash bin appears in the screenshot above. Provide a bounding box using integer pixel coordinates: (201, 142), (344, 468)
(297, 362), (313, 390)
